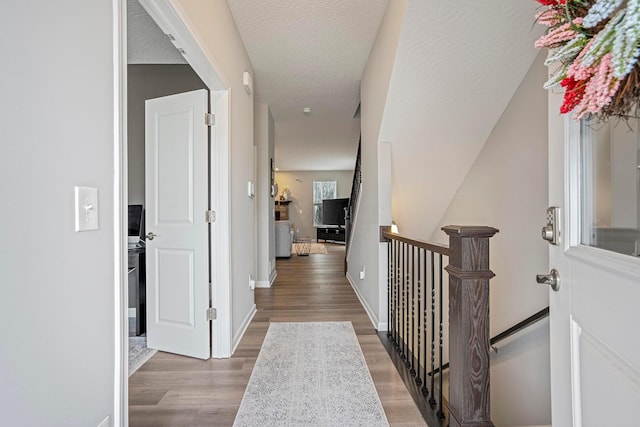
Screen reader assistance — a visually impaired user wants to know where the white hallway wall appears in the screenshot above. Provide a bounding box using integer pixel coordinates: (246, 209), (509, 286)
(0, 1), (118, 425)
(431, 52), (551, 427)
(255, 103), (276, 285)
(383, 0), (542, 242)
(352, 0), (542, 331)
(352, 1), (551, 425)
(347, 0), (407, 329)
(173, 0), (257, 344)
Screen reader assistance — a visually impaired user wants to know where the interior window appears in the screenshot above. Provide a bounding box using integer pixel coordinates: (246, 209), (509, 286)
(580, 117), (640, 257)
(313, 181), (337, 226)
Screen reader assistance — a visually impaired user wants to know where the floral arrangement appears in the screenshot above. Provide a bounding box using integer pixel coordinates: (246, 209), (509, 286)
(534, 0), (640, 120)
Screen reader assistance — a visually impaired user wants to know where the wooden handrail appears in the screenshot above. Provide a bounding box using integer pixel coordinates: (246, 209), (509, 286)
(382, 230), (450, 256)
(383, 225), (499, 425)
(491, 306), (549, 347)
(429, 306), (550, 376)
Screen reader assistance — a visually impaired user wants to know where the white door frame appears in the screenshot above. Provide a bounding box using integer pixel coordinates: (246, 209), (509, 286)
(113, 0), (232, 424)
(113, 2), (128, 425)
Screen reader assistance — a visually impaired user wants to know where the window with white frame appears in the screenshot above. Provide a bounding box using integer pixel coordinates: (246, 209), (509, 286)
(313, 181), (337, 226)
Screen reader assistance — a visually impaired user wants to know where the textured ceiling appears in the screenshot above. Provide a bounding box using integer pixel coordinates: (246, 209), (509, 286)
(128, 0), (186, 64)
(228, 0), (388, 171)
(381, 0), (544, 240)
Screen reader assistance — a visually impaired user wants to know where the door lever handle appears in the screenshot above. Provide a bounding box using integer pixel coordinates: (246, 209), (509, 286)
(536, 269), (560, 292)
(146, 232), (157, 241)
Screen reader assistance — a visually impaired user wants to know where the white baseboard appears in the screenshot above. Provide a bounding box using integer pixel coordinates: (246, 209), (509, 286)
(256, 266), (278, 288)
(345, 272), (380, 330)
(231, 303), (257, 355)
(255, 280), (271, 288)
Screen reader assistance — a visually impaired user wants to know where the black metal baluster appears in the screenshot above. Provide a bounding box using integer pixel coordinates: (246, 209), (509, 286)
(393, 242), (402, 353)
(421, 249), (429, 396)
(409, 245), (416, 373)
(415, 247), (422, 386)
(429, 251), (436, 406)
(397, 240), (401, 348)
(387, 239), (392, 339)
(400, 242), (406, 360)
(437, 254), (445, 419)
(396, 240), (401, 349)
(404, 243), (410, 366)
(393, 240), (399, 348)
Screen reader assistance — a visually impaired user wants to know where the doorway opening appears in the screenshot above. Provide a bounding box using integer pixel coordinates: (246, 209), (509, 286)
(126, 64), (208, 374)
(117, 0), (233, 423)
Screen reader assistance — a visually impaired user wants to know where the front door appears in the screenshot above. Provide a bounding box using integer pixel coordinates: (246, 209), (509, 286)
(548, 92), (640, 425)
(145, 89), (210, 360)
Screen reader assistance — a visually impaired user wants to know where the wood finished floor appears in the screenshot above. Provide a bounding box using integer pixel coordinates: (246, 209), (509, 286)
(129, 244), (427, 426)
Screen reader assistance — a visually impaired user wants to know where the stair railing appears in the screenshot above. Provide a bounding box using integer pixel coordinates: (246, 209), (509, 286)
(345, 139), (361, 250)
(430, 306), (550, 376)
(382, 225), (499, 427)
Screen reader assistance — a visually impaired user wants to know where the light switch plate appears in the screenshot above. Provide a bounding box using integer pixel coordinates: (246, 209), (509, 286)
(75, 186), (99, 232)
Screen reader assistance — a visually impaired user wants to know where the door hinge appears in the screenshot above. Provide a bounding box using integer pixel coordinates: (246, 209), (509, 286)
(207, 307), (217, 321)
(205, 210), (216, 223)
(205, 113), (215, 126)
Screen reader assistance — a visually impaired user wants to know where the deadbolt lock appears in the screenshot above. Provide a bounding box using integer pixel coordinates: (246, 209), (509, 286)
(541, 207), (560, 245)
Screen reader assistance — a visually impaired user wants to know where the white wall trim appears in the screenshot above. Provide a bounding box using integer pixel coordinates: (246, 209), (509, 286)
(255, 280), (271, 288)
(98, 415), (111, 427)
(113, 0), (127, 425)
(139, 0), (228, 90)
(377, 244), (389, 332)
(346, 272), (381, 330)
(231, 303), (257, 355)
(255, 266), (276, 287)
(211, 90), (232, 358)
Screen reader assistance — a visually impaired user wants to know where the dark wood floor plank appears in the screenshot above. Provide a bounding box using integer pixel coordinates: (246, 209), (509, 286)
(129, 243), (427, 426)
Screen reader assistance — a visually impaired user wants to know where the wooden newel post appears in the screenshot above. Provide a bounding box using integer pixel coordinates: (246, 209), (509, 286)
(442, 225), (499, 427)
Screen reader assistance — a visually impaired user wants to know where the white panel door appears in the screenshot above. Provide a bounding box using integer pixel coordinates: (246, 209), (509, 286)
(548, 92), (640, 425)
(145, 89), (209, 360)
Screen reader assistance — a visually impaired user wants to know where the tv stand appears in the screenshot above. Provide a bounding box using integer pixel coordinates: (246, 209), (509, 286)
(316, 226), (345, 243)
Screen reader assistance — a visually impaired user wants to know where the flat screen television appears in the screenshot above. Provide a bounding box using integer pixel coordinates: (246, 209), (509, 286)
(322, 198), (348, 226)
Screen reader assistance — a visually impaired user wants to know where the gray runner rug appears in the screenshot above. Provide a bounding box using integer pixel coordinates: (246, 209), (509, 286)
(233, 322), (389, 427)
